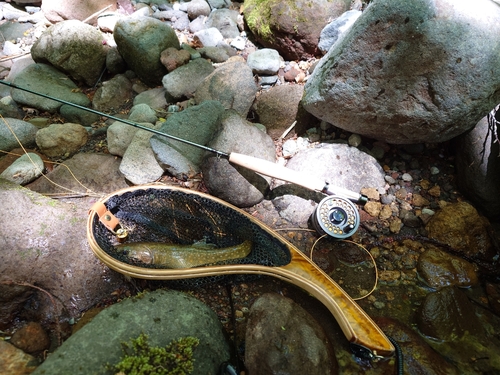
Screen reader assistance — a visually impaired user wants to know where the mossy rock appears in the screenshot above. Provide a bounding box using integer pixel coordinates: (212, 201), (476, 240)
(242, 0), (350, 60)
(32, 289), (230, 375)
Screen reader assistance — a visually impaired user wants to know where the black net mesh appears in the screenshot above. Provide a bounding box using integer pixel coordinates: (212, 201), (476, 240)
(91, 188), (292, 286)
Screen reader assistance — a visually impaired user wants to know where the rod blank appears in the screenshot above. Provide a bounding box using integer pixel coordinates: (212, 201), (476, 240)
(0, 80), (367, 204)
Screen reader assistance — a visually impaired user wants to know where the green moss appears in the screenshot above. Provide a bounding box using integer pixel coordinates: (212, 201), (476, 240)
(243, 0), (276, 40)
(107, 333), (199, 375)
(243, 0), (309, 41)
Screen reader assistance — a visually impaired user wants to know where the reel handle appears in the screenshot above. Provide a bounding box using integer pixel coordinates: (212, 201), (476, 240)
(228, 152), (367, 204)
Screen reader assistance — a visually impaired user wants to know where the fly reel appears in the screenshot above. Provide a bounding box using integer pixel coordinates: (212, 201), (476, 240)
(311, 195), (360, 239)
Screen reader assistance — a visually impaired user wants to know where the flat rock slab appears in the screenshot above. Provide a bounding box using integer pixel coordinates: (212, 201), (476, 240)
(0, 178), (124, 322)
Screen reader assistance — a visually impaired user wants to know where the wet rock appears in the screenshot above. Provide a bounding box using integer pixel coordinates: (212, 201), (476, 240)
(35, 123), (88, 159)
(302, 0), (500, 144)
(202, 110), (276, 207)
(11, 322), (50, 354)
(151, 100), (225, 179)
(375, 317), (460, 375)
(417, 246), (478, 290)
(417, 286), (483, 341)
(0, 153), (44, 185)
(245, 293), (337, 375)
(0, 279), (32, 330)
(114, 16), (180, 87)
(425, 201), (496, 264)
(454, 110), (500, 220)
(92, 74), (133, 112)
(401, 210), (421, 228)
(31, 20), (107, 86)
(0, 118), (38, 152)
(485, 282), (500, 316)
(11, 63), (90, 113)
(194, 59), (258, 117)
(0, 340), (38, 375)
(252, 84), (304, 139)
(162, 58), (215, 101)
(364, 201), (382, 218)
(242, 0), (350, 60)
(32, 289), (230, 375)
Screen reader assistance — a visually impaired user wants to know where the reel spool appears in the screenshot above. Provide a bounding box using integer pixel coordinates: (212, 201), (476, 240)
(311, 195), (360, 239)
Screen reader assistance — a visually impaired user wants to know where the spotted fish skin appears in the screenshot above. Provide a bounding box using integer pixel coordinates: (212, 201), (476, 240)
(115, 240), (252, 268)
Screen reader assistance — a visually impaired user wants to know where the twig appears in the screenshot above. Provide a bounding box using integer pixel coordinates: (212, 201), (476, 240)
(0, 51), (31, 63)
(279, 121), (297, 140)
(82, 4), (113, 24)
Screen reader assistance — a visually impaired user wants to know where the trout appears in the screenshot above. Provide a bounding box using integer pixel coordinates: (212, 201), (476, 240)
(115, 240), (252, 268)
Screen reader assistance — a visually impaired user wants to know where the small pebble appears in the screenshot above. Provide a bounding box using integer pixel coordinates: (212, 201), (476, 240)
(430, 166), (440, 175)
(381, 194), (395, 204)
(421, 208), (435, 216)
(348, 133), (362, 147)
(385, 175), (396, 184)
(401, 173), (413, 182)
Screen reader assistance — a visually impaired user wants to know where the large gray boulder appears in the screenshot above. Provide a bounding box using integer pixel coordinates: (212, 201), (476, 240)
(302, 0), (500, 144)
(114, 16), (180, 87)
(0, 179), (124, 325)
(31, 20), (107, 86)
(32, 289), (230, 375)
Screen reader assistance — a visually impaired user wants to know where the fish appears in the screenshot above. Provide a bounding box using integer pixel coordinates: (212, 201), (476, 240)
(115, 240), (252, 268)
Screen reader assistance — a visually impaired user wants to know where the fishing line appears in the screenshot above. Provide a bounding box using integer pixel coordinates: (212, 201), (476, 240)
(309, 235), (378, 301)
(0, 115), (101, 197)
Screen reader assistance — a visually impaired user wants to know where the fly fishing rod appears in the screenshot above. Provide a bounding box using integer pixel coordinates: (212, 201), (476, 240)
(0, 80), (368, 238)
